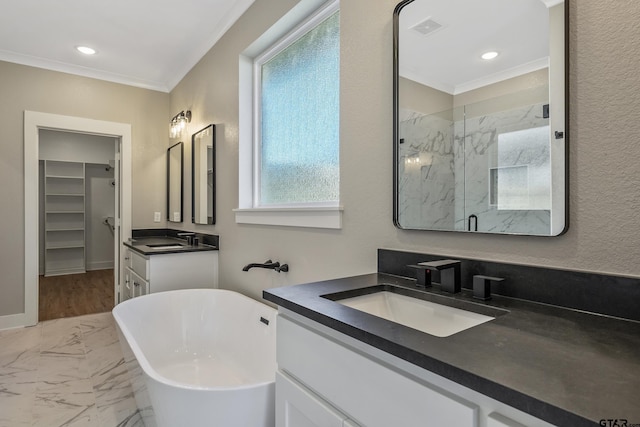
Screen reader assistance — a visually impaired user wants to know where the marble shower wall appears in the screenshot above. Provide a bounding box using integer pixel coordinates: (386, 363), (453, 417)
(459, 102), (551, 234)
(398, 100), (552, 234)
(398, 109), (456, 229)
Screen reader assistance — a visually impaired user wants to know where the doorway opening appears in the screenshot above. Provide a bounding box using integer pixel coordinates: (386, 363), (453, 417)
(38, 270), (114, 321)
(18, 111), (132, 329)
(38, 130), (118, 321)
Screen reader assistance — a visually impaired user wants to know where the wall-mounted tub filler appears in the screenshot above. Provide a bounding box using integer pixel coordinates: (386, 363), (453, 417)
(243, 259), (289, 273)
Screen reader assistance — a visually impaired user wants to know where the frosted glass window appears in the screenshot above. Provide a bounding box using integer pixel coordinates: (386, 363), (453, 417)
(258, 10), (340, 206)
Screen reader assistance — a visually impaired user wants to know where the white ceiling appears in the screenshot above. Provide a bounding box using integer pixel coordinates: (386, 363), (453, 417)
(399, 0), (555, 95)
(0, 0), (256, 92)
(0, 0), (560, 95)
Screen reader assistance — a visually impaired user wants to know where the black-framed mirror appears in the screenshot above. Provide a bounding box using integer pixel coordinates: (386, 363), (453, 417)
(192, 124), (215, 225)
(393, 0), (568, 236)
(167, 141), (183, 222)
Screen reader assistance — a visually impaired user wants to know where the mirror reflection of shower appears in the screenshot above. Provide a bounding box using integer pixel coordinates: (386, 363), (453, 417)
(398, 86), (552, 234)
(394, 0), (567, 236)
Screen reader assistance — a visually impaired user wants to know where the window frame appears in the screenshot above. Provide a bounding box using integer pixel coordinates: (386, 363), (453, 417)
(252, 1), (340, 209)
(235, 0), (342, 229)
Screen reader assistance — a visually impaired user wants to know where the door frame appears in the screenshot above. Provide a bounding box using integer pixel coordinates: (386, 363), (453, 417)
(21, 111), (131, 328)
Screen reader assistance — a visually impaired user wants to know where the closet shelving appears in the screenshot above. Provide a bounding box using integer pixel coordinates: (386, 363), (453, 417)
(44, 160), (86, 276)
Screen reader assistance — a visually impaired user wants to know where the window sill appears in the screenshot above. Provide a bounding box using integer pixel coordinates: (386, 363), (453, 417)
(234, 206), (343, 229)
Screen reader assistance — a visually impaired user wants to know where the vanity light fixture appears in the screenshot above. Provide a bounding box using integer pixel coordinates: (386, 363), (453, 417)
(76, 46), (97, 55)
(169, 110), (191, 138)
(481, 51), (499, 60)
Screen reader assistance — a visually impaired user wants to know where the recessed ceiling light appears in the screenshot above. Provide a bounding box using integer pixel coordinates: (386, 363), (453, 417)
(76, 46), (97, 55)
(481, 51), (499, 60)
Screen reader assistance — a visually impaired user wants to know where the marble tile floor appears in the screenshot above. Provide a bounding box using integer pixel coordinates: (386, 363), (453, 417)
(0, 312), (142, 427)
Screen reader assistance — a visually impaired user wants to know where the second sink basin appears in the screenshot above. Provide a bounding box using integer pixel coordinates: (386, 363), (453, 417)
(323, 284), (507, 337)
(145, 243), (185, 249)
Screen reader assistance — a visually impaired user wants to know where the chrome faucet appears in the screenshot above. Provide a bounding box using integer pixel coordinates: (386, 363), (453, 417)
(418, 259), (461, 293)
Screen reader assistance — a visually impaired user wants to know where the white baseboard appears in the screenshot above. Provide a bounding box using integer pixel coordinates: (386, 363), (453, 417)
(39, 261), (114, 274)
(87, 261), (114, 271)
(0, 313), (32, 331)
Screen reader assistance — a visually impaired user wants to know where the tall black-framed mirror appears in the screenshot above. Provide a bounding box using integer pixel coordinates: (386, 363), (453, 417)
(192, 124), (215, 225)
(393, 0), (568, 236)
(167, 141), (184, 223)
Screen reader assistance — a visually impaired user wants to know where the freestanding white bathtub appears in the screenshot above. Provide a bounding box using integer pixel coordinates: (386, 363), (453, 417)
(113, 289), (277, 427)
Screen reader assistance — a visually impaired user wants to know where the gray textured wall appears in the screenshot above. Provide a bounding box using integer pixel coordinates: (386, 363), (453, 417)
(0, 63), (169, 316)
(169, 0), (640, 305)
(2, 0), (639, 318)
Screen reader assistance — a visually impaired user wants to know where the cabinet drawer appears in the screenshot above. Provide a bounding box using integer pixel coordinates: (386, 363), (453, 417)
(129, 250), (149, 280)
(278, 316), (478, 427)
(276, 372), (346, 427)
(128, 269), (149, 297)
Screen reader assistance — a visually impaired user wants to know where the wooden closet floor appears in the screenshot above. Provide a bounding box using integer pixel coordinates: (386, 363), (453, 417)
(39, 269), (114, 321)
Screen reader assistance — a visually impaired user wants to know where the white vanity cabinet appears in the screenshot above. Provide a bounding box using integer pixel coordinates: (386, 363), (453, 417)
(277, 314), (477, 427)
(122, 247), (218, 301)
(276, 311), (555, 427)
(123, 267), (148, 300)
(487, 413), (529, 427)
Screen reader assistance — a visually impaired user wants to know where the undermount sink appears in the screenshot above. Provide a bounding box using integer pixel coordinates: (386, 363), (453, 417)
(146, 243), (185, 249)
(323, 285), (507, 337)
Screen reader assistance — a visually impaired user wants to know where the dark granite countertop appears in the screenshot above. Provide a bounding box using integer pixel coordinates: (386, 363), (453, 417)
(263, 273), (640, 427)
(124, 236), (218, 256)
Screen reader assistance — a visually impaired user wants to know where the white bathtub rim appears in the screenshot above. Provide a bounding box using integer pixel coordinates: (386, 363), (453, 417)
(113, 289), (276, 392)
